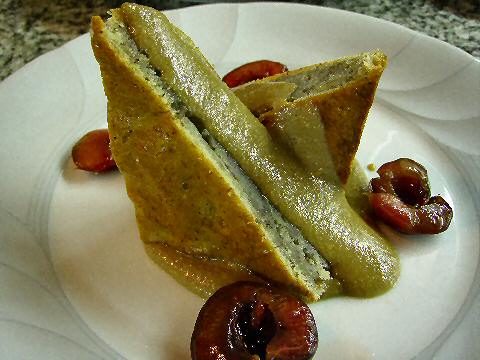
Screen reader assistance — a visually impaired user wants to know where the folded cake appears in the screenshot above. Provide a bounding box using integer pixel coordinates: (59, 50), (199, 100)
(90, 3), (399, 301)
(233, 51), (386, 184)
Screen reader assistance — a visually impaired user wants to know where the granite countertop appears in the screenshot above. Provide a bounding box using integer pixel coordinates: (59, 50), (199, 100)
(1, 0), (479, 81)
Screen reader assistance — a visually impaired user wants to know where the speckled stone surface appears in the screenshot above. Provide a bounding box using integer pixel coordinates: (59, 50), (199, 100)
(1, 0), (479, 81)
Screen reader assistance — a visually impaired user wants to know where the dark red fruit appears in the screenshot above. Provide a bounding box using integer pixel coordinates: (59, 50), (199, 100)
(372, 158), (430, 206)
(72, 129), (116, 172)
(223, 60), (288, 88)
(191, 281), (318, 360)
(369, 158), (452, 234)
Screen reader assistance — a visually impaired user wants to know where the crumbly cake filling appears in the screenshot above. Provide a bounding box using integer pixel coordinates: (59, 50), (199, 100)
(275, 53), (383, 100)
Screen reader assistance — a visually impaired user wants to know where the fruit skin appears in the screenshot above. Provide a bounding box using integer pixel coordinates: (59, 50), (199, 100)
(370, 158), (430, 206)
(222, 60), (288, 88)
(191, 281), (318, 360)
(369, 193), (453, 235)
(369, 158), (453, 234)
(72, 129), (117, 172)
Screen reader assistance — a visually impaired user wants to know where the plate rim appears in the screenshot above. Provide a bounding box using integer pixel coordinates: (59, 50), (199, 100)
(1, 2), (479, 359)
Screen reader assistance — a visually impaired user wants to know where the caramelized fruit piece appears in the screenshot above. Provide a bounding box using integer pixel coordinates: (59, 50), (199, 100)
(369, 158), (452, 234)
(371, 158), (430, 206)
(191, 281), (318, 360)
(370, 193), (452, 235)
(72, 129), (116, 172)
(222, 60), (288, 88)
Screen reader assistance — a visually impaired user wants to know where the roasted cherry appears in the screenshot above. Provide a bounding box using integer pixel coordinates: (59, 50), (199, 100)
(72, 129), (116, 172)
(369, 158), (452, 234)
(222, 60), (288, 88)
(370, 158), (430, 206)
(191, 281), (318, 360)
(370, 193), (453, 235)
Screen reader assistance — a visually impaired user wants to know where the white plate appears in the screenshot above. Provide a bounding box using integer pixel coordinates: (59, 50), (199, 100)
(1, 2), (479, 359)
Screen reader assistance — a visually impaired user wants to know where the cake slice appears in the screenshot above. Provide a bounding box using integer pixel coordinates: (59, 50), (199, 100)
(233, 52), (386, 184)
(90, 3), (399, 301)
(91, 8), (332, 301)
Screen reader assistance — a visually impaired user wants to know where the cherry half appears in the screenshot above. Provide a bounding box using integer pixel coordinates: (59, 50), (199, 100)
(369, 158), (452, 234)
(191, 281), (318, 360)
(71, 129), (116, 172)
(222, 60), (288, 88)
